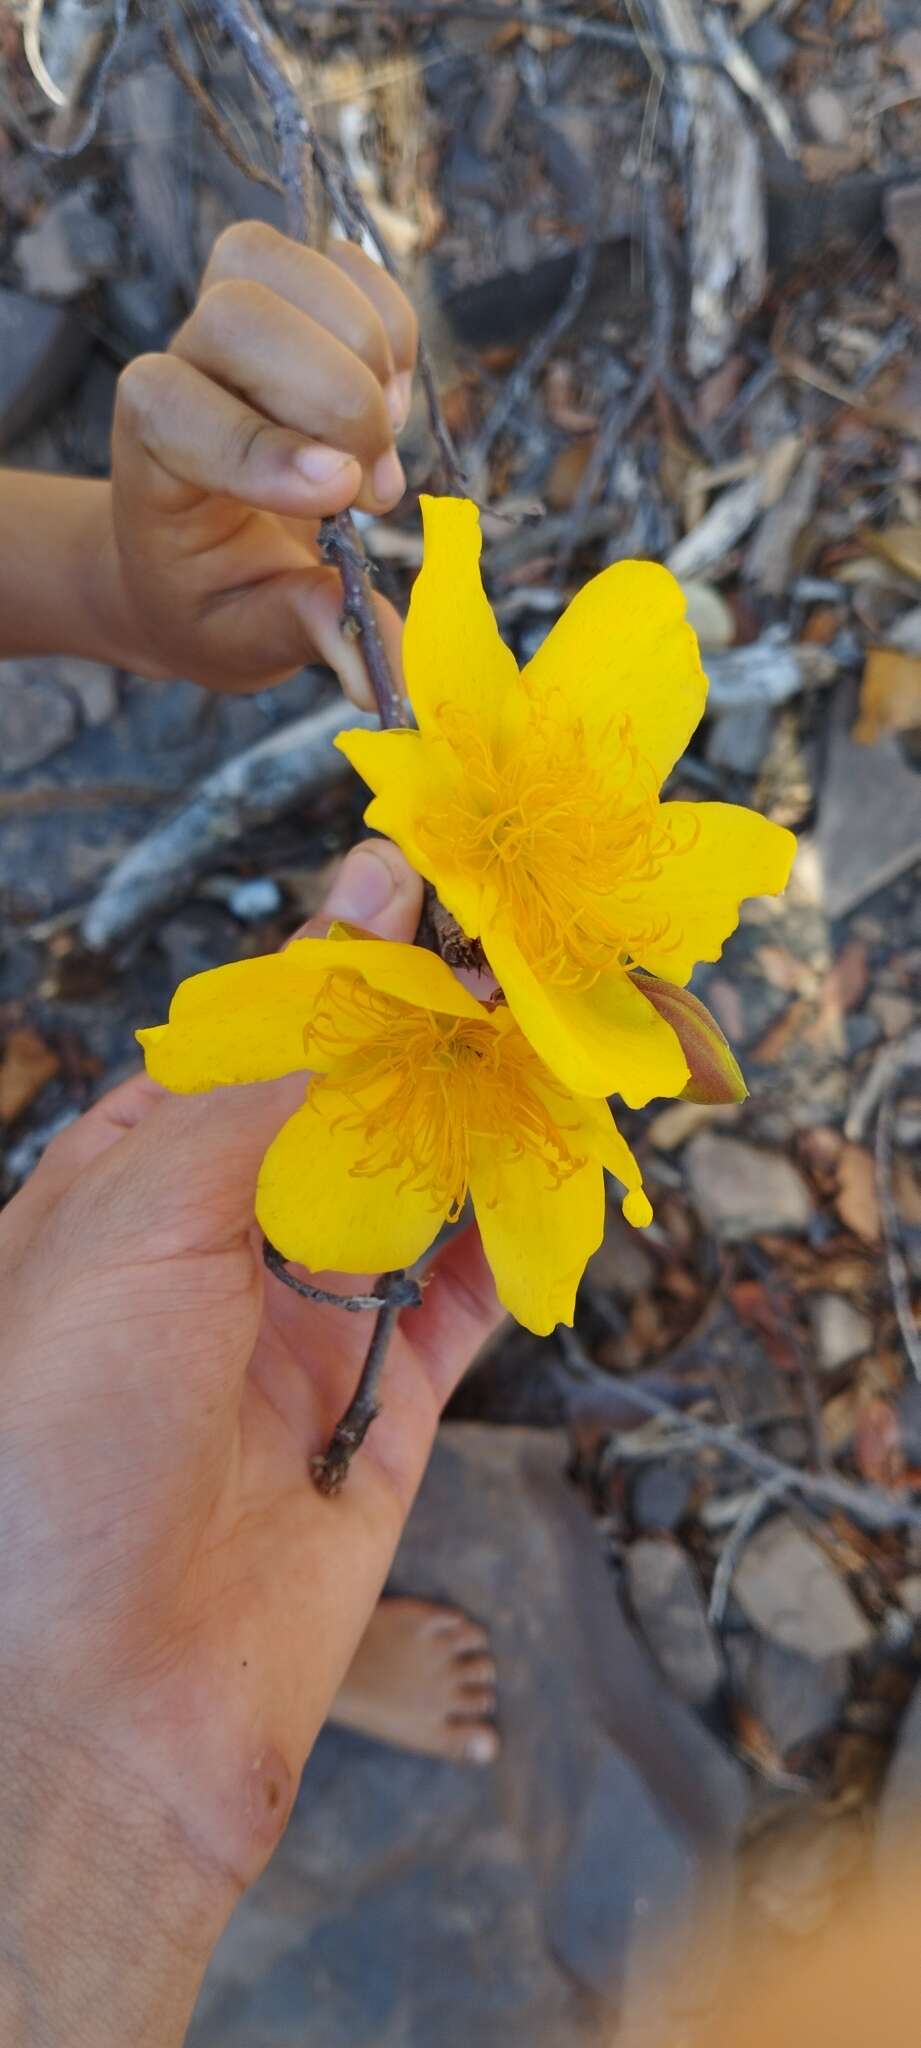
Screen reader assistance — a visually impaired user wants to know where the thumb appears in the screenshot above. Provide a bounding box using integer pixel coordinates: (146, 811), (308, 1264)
(292, 837), (423, 943)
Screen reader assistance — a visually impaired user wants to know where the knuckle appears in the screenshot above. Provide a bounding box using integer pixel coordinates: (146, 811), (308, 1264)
(226, 409), (278, 472)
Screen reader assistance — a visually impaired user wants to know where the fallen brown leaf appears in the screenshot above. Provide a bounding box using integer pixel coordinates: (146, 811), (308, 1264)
(854, 1396), (905, 1489)
(853, 646), (921, 743)
(858, 522), (921, 583)
(836, 1142), (882, 1245)
(0, 1027), (59, 1123)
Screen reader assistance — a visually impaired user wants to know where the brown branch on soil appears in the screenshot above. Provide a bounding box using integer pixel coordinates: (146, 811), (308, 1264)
(554, 1325), (921, 1537)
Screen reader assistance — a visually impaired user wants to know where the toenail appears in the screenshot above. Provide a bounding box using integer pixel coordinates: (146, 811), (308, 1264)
(466, 1730), (497, 1765)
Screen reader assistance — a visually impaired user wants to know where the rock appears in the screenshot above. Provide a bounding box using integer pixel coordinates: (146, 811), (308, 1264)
(805, 87), (850, 147)
(190, 1428), (745, 2047)
(0, 667), (77, 773)
(680, 580), (735, 651)
(726, 1634), (849, 1753)
(15, 187), (120, 299)
(49, 657), (119, 728)
(625, 1537), (723, 1708)
(631, 1463), (695, 1535)
(228, 877), (283, 922)
(733, 1515), (874, 1659)
(586, 1209), (655, 1300)
(706, 702), (773, 775)
(815, 681), (921, 917)
(869, 990), (915, 1039)
(685, 1134), (814, 1240)
(885, 183), (921, 298)
(808, 1293), (873, 1373)
(0, 287), (92, 450)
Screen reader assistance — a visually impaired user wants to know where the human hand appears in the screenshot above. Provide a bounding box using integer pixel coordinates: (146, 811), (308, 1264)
(97, 224), (418, 702)
(0, 842), (500, 2048)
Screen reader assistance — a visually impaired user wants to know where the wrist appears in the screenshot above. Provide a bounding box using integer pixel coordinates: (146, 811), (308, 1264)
(0, 1700), (233, 2048)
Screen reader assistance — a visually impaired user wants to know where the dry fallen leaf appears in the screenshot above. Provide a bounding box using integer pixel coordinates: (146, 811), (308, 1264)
(853, 647), (921, 743)
(854, 1396), (905, 1489)
(858, 523), (921, 583)
(0, 1026), (59, 1123)
(836, 1142), (882, 1245)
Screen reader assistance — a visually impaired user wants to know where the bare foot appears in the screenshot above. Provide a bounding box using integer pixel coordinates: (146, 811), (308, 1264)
(331, 1598), (499, 1766)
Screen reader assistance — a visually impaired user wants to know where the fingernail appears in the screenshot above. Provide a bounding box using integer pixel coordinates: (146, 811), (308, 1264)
(323, 844), (396, 925)
(372, 448), (406, 506)
(292, 444), (358, 484)
(466, 1730), (498, 1766)
(385, 370), (413, 433)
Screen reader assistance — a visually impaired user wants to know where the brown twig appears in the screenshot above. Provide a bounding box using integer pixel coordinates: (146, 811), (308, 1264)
(554, 1325), (921, 1536)
(159, 16), (282, 194)
(876, 1070), (921, 1386)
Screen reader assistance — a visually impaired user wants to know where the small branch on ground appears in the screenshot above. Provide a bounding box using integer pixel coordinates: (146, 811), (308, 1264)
(554, 1325), (921, 1537)
(876, 1065), (921, 1386)
(159, 16), (282, 194)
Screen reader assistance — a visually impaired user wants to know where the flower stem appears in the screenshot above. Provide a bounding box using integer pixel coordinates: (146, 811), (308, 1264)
(311, 1279), (408, 1496)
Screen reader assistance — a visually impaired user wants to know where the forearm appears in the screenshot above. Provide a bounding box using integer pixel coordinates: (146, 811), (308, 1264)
(0, 1708), (231, 2048)
(0, 471), (150, 670)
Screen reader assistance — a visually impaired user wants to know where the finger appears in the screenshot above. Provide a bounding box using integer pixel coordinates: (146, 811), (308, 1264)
(290, 838), (424, 943)
(203, 224), (397, 398)
(193, 561), (406, 709)
(115, 352), (363, 521)
(403, 1224), (505, 1407)
(171, 282), (405, 511)
(326, 242), (419, 428)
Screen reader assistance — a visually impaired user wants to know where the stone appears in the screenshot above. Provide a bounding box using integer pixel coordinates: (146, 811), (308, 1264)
(586, 1209), (655, 1300)
(808, 1293), (873, 1373)
(733, 1515), (874, 1659)
(631, 1462), (695, 1535)
(685, 1134), (814, 1239)
(705, 703), (773, 775)
(48, 657), (119, 728)
(869, 990), (915, 1039)
(726, 1634), (849, 1753)
(0, 286), (92, 450)
(806, 87), (850, 147)
(15, 187), (119, 299)
(190, 1428), (745, 2047)
(0, 667), (77, 773)
(815, 681), (921, 917)
(625, 1538), (723, 1708)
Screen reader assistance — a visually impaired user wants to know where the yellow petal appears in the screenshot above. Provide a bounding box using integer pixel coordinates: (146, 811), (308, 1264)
(304, 932), (487, 1021)
(403, 495), (522, 744)
(256, 1088), (445, 1272)
(482, 921), (690, 1103)
(572, 1096), (653, 1227)
(468, 1136), (605, 1335)
(520, 560), (706, 788)
(136, 952), (327, 1091)
(628, 802), (797, 984)
(336, 725), (484, 938)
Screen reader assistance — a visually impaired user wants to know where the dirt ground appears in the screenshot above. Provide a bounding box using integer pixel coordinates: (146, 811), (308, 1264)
(1, 0), (920, 2021)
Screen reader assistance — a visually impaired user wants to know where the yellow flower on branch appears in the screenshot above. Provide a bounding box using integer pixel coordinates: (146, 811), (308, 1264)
(337, 498), (796, 1101)
(137, 931), (651, 1337)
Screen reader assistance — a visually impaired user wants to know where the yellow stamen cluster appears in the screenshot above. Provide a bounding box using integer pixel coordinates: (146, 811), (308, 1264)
(308, 971), (586, 1216)
(419, 695), (699, 984)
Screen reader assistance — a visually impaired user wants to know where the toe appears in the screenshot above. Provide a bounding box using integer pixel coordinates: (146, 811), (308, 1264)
(457, 1683), (497, 1716)
(452, 1621), (490, 1655)
(445, 1720), (499, 1767)
(455, 1652), (496, 1687)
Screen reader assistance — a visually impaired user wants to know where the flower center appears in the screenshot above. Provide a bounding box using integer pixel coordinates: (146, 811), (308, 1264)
(307, 973), (585, 1215)
(420, 695), (696, 984)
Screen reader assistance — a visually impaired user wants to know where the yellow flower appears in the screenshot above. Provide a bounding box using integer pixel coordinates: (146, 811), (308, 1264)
(137, 932), (651, 1337)
(337, 498), (796, 1100)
